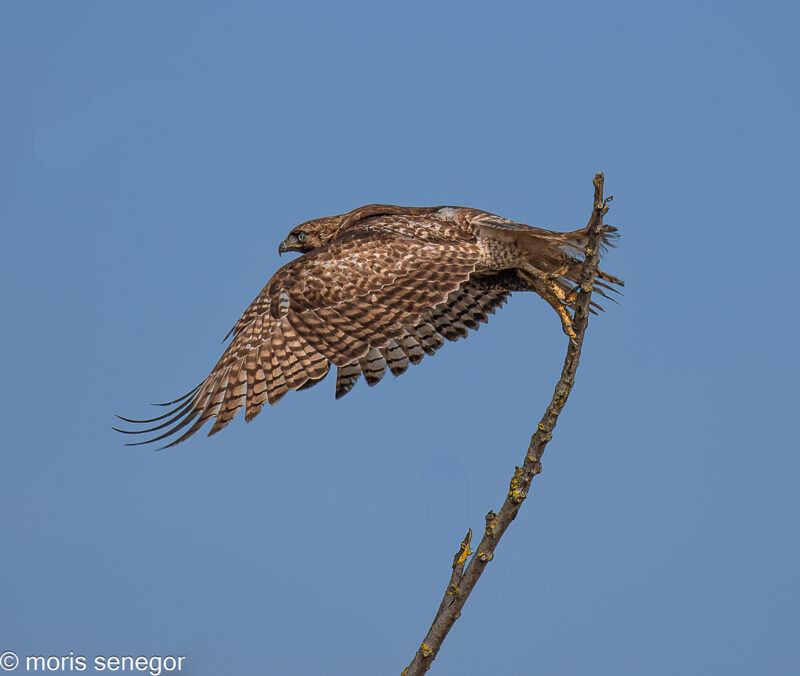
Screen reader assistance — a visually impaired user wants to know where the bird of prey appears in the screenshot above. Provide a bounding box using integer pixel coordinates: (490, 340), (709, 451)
(116, 203), (621, 448)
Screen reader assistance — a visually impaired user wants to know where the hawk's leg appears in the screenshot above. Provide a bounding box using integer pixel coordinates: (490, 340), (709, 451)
(541, 291), (578, 340)
(519, 264), (577, 340)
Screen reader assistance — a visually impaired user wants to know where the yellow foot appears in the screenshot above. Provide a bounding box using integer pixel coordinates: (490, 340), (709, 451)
(547, 294), (577, 339)
(521, 265), (578, 339)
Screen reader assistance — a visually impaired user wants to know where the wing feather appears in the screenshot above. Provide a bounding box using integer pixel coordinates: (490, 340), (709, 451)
(329, 282), (511, 398)
(117, 220), (496, 447)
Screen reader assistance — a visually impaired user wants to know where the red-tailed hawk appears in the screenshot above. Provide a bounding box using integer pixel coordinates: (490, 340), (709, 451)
(116, 204), (621, 448)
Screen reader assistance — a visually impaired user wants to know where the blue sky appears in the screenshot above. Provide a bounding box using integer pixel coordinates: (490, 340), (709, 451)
(2, 1), (798, 674)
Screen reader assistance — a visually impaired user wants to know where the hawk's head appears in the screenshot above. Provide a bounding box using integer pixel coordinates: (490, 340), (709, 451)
(278, 215), (342, 255)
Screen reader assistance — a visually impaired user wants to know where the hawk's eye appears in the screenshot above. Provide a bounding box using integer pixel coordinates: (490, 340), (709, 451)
(296, 231), (307, 243)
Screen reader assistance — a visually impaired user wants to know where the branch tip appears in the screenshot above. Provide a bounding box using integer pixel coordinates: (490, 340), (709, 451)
(453, 529), (473, 568)
(484, 511), (497, 537)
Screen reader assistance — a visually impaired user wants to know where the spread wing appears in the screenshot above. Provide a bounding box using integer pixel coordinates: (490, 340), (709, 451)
(115, 224), (482, 449)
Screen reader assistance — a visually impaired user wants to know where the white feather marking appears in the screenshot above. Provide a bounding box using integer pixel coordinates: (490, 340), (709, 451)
(278, 291), (290, 317)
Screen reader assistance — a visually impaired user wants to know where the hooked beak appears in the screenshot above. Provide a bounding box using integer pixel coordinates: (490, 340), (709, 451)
(278, 236), (299, 256)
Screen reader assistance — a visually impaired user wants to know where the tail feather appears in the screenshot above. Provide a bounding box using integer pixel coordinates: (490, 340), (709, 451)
(557, 224), (619, 253)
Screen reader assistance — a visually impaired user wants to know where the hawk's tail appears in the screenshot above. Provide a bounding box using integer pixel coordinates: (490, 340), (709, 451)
(557, 224), (623, 306)
(508, 221), (623, 296)
(558, 223), (620, 256)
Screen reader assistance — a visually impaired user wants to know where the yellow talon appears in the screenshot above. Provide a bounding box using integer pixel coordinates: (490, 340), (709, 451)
(553, 302), (577, 339)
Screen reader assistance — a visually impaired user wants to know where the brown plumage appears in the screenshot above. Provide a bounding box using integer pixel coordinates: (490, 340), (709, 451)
(116, 203), (621, 448)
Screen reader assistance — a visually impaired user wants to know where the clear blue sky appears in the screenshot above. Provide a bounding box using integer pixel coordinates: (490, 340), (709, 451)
(2, 2), (798, 674)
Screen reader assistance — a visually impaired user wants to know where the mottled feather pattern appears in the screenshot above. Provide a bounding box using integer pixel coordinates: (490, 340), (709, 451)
(332, 281), (510, 397)
(116, 203), (620, 448)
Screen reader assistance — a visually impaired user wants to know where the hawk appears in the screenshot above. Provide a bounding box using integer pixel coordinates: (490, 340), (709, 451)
(116, 203), (621, 448)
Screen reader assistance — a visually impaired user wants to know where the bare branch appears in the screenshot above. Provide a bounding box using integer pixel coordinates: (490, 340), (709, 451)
(403, 172), (612, 675)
